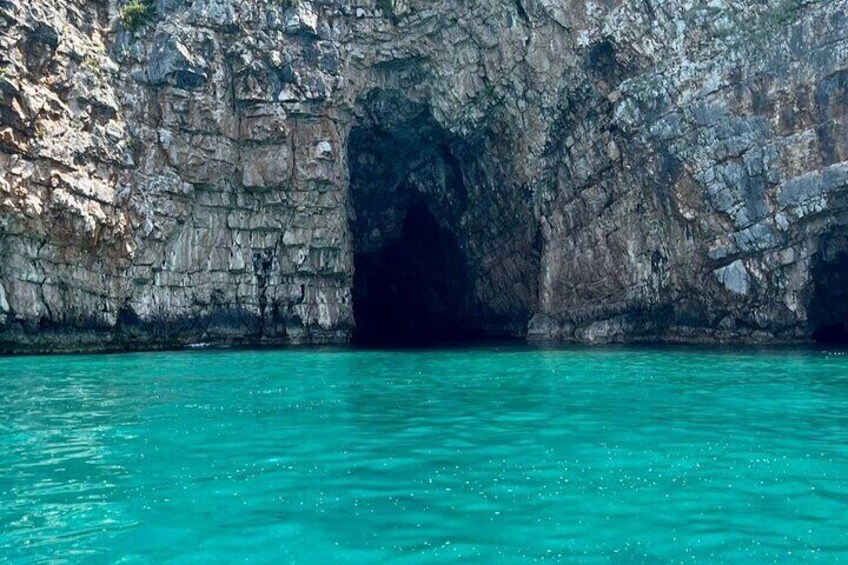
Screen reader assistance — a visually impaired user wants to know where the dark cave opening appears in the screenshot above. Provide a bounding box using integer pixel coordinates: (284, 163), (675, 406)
(348, 91), (483, 346)
(808, 235), (848, 344)
(348, 89), (538, 346)
(352, 202), (478, 345)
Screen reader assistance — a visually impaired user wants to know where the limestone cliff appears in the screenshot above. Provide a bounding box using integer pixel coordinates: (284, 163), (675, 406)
(1, 0), (847, 352)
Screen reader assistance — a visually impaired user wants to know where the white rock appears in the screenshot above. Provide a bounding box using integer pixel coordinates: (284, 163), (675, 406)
(715, 260), (750, 296)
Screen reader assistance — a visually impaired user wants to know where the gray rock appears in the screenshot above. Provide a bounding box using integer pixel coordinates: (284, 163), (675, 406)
(715, 261), (751, 297)
(1, 0), (847, 351)
(147, 32), (208, 89)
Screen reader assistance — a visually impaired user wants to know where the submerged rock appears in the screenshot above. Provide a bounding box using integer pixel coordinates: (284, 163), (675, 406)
(1, 0), (847, 351)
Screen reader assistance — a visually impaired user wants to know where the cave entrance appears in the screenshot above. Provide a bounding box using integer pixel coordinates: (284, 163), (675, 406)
(347, 89), (538, 346)
(347, 91), (482, 346)
(808, 235), (848, 344)
(353, 201), (477, 345)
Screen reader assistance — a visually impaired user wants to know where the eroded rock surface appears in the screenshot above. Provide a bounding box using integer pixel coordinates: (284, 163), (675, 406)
(0, 0), (846, 351)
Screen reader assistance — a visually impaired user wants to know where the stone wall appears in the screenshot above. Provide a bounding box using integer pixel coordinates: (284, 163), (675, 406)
(0, 0), (846, 351)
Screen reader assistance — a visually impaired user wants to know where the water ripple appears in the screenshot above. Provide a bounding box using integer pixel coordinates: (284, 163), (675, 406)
(1, 347), (847, 562)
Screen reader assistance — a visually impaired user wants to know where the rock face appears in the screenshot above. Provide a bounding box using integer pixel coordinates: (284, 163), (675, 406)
(1, 0), (847, 352)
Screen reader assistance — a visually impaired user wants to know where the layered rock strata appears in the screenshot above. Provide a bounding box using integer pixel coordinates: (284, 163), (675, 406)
(1, 0), (846, 351)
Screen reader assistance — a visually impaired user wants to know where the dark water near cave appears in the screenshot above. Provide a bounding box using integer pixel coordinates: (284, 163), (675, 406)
(1, 346), (848, 563)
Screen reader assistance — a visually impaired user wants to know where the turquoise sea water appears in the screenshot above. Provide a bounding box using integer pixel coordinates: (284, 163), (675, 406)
(1, 347), (847, 563)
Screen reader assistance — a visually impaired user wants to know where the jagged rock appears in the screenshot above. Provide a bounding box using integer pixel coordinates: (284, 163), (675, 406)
(715, 261), (751, 297)
(147, 31), (208, 89)
(22, 22), (58, 73)
(1, 0), (847, 352)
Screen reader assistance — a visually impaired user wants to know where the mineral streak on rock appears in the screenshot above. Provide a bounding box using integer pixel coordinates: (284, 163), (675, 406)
(0, 0), (847, 352)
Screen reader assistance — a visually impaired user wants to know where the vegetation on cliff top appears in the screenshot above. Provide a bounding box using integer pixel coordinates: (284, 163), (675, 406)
(119, 0), (152, 33)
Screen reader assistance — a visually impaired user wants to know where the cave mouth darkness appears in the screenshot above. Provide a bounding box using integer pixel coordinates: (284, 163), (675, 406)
(353, 201), (478, 345)
(348, 92), (480, 346)
(347, 90), (538, 346)
(808, 234), (848, 344)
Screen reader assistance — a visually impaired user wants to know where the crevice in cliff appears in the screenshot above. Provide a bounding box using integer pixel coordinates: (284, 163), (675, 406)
(513, 0), (530, 26)
(808, 234), (848, 344)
